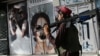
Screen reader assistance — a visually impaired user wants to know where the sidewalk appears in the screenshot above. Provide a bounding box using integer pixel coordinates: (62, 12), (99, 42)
(0, 53), (99, 56)
(0, 54), (98, 56)
(82, 54), (98, 56)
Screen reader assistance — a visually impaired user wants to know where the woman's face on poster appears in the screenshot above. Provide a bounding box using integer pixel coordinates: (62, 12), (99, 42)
(34, 17), (48, 42)
(36, 17), (47, 27)
(36, 31), (41, 37)
(35, 31), (44, 42)
(20, 13), (25, 19)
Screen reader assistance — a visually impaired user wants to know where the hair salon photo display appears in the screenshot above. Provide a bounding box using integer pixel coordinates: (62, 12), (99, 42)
(7, 1), (57, 55)
(8, 1), (32, 55)
(28, 2), (57, 55)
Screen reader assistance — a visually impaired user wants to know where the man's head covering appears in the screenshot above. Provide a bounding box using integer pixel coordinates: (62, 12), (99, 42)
(58, 6), (72, 16)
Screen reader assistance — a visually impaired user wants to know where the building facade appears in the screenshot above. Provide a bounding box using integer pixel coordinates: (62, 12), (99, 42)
(0, 0), (100, 55)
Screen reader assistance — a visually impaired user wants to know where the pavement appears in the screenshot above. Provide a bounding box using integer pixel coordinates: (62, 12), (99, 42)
(0, 54), (99, 56)
(82, 54), (98, 56)
(1, 51), (99, 56)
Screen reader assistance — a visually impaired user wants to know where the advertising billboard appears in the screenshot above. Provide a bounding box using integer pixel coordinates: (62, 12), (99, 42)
(8, 2), (32, 54)
(28, 2), (57, 55)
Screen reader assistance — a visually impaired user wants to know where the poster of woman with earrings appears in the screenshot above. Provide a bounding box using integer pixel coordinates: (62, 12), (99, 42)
(29, 2), (57, 54)
(8, 2), (32, 54)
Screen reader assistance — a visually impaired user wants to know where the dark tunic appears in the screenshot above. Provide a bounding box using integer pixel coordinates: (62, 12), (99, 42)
(55, 23), (81, 52)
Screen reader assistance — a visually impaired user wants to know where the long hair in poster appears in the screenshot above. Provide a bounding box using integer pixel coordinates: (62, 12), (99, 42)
(29, 2), (57, 55)
(8, 2), (32, 54)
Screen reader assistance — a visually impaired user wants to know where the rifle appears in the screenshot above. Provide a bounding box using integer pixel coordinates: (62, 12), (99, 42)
(50, 8), (99, 28)
(50, 8), (99, 33)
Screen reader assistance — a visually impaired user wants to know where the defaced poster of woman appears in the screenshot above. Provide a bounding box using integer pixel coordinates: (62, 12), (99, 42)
(8, 2), (32, 54)
(29, 2), (57, 55)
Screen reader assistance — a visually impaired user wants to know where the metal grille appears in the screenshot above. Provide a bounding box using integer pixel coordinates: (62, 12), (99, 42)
(0, 22), (7, 39)
(0, 40), (8, 55)
(0, 11), (8, 55)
